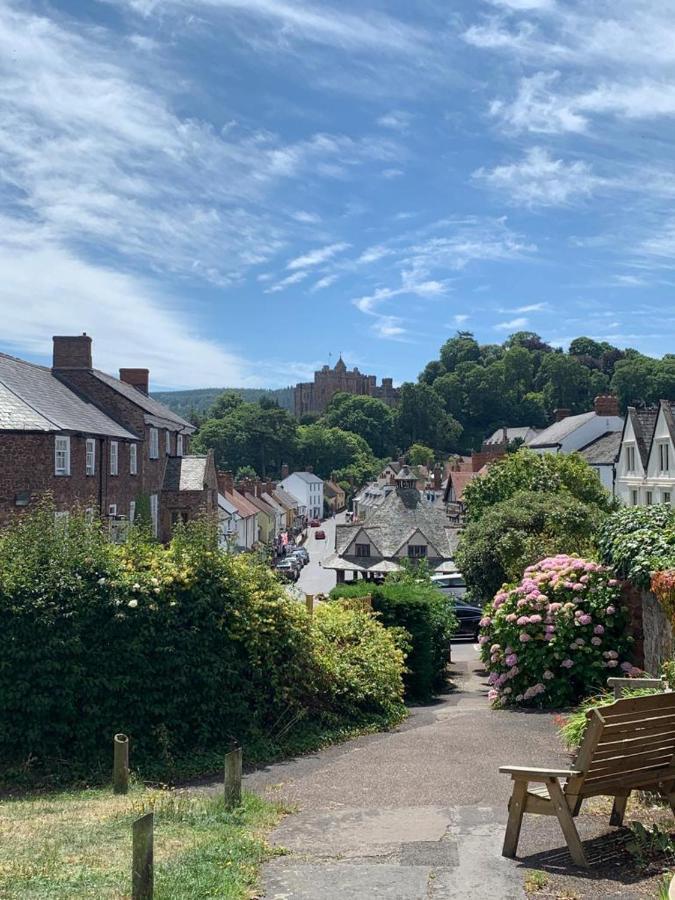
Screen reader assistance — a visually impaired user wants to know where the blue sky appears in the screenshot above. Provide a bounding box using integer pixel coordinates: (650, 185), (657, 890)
(2, 0), (675, 389)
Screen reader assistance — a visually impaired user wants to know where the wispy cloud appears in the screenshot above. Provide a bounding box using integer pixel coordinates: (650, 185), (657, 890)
(265, 270), (309, 293)
(474, 147), (603, 206)
(376, 110), (413, 131)
(454, 313), (469, 324)
(286, 242), (350, 270)
(495, 317), (529, 331)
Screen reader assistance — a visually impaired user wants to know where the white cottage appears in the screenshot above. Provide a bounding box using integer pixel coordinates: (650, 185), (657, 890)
(616, 402), (674, 506)
(279, 471), (324, 520)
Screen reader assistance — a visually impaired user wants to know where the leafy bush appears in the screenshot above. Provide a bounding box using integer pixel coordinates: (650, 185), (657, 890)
(597, 505), (675, 588)
(462, 448), (615, 523)
(558, 687), (658, 751)
(455, 490), (603, 602)
(330, 578), (458, 702)
(479, 555), (633, 707)
(0, 504), (405, 785)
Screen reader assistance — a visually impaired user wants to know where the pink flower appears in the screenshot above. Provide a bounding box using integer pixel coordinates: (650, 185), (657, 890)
(543, 670), (554, 680)
(480, 617), (491, 627)
(578, 614), (592, 626)
(594, 625), (604, 635)
(519, 633), (531, 643)
(591, 637), (602, 646)
(607, 659), (618, 668)
(608, 650), (619, 659)
(505, 653), (518, 667)
(516, 616), (530, 626)
(562, 659), (574, 668)
(620, 661), (633, 672)
(488, 689), (499, 702)
(606, 606), (616, 615)
(506, 613), (517, 623)
(529, 614), (542, 624)
(478, 635), (489, 645)
(490, 644), (500, 654)
(609, 579), (618, 587)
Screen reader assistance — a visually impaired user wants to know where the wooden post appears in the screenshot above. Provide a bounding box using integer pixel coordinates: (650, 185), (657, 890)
(224, 742), (242, 809)
(132, 812), (153, 899)
(305, 594), (314, 617)
(113, 733), (129, 795)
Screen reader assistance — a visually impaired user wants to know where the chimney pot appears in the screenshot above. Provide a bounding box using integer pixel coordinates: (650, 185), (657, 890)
(119, 368), (149, 395)
(554, 408), (572, 422)
(593, 394), (620, 417)
(52, 334), (92, 370)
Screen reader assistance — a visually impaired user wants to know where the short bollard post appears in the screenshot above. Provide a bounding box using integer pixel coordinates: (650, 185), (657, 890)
(113, 733), (129, 795)
(132, 812), (153, 899)
(224, 742), (242, 810)
(305, 594), (314, 617)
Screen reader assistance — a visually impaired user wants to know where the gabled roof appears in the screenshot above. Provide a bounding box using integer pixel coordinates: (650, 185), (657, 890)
(285, 471), (323, 485)
(344, 526), (382, 557)
(626, 406), (659, 468)
(163, 455), (209, 491)
(578, 431), (622, 466)
(218, 493), (240, 517)
(226, 489), (258, 519)
(0, 352), (137, 440)
(660, 400), (675, 446)
(261, 492), (285, 516)
(91, 369), (194, 432)
(272, 487), (299, 511)
(485, 425), (541, 446)
(527, 411), (596, 448)
(323, 480), (344, 497)
(245, 492), (278, 519)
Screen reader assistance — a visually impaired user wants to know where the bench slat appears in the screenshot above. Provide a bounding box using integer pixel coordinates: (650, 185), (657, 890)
(581, 766), (675, 794)
(600, 717), (675, 738)
(594, 736), (675, 761)
(601, 694), (675, 717)
(602, 707), (675, 726)
(587, 752), (675, 781)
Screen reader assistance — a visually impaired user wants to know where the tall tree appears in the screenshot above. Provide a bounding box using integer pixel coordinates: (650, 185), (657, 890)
(322, 393), (397, 457)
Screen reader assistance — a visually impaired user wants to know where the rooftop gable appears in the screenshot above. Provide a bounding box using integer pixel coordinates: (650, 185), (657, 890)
(91, 369), (194, 432)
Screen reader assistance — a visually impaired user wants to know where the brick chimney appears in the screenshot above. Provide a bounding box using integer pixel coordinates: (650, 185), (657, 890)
(119, 368), (149, 395)
(554, 408), (571, 422)
(594, 394), (620, 417)
(52, 334), (92, 369)
(281, 463), (290, 479)
(217, 470), (234, 494)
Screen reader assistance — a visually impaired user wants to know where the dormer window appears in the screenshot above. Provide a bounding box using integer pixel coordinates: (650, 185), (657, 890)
(625, 445), (636, 473)
(408, 545), (427, 559)
(659, 442), (670, 474)
(356, 543), (370, 557)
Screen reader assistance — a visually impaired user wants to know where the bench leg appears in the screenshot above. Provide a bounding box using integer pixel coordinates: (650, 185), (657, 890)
(502, 779), (527, 859)
(610, 793), (629, 827)
(547, 778), (589, 868)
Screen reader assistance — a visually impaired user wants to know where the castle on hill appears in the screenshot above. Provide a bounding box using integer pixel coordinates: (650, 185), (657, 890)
(293, 356), (399, 418)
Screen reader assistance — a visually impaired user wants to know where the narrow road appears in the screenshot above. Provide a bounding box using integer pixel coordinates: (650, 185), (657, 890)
(246, 643), (571, 899)
(296, 511), (344, 596)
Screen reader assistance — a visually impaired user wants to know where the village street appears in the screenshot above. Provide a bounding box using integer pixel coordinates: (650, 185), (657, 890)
(246, 644), (638, 900)
(296, 511), (344, 595)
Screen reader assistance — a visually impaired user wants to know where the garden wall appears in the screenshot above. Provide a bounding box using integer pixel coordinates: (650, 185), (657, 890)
(621, 581), (673, 675)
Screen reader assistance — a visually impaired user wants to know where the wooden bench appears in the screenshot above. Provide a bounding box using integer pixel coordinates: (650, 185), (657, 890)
(500, 692), (675, 867)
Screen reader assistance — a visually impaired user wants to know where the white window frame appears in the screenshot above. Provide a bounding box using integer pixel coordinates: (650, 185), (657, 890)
(129, 500), (136, 523)
(149, 428), (159, 459)
(177, 434), (184, 457)
(625, 444), (636, 473)
(110, 441), (119, 476)
(108, 504), (117, 517)
(165, 430), (171, 455)
(84, 438), (95, 476)
(659, 442), (670, 474)
(54, 436), (71, 476)
(150, 494), (159, 538)
(663, 491), (672, 507)
(130, 443), (138, 475)
(631, 489), (639, 506)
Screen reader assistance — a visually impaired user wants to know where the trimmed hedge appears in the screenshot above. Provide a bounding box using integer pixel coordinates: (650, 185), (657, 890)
(329, 580), (458, 701)
(0, 505), (406, 785)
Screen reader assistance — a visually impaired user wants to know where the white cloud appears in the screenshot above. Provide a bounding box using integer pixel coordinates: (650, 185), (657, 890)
(514, 302), (548, 312)
(376, 110), (413, 131)
(488, 0), (554, 8)
(358, 245), (392, 265)
(454, 313), (469, 324)
(286, 242), (350, 270)
(310, 273), (339, 291)
(494, 316), (529, 330)
(292, 210), (322, 224)
(0, 231), (255, 389)
(372, 316), (408, 340)
(474, 147), (603, 206)
(265, 270), (309, 293)
(490, 73), (587, 134)
(382, 168), (404, 179)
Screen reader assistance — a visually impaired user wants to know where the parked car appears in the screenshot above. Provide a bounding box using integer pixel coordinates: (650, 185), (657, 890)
(290, 548), (309, 566)
(431, 573), (467, 599)
(314, 529), (326, 540)
(274, 559), (298, 582)
(452, 598), (483, 641)
(310, 518), (321, 527)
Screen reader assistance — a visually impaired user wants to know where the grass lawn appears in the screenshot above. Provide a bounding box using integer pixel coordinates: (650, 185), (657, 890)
(0, 784), (287, 898)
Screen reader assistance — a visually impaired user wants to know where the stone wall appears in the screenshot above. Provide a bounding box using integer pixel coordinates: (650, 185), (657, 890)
(621, 580), (673, 675)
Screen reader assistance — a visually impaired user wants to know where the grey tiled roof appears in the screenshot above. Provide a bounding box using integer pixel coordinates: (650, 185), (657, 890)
(92, 369), (194, 431)
(628, 407), (659, 468)
(337, 488), (459, 560)
(163, 456), (209, 491)
(272, 487), (299, 509)
(485, 426), (541, 445)
(0, 353), (137, 439)
(578, 431), (622, 465)
(289, 471), (323, 484)
(527, 411), (596, 447)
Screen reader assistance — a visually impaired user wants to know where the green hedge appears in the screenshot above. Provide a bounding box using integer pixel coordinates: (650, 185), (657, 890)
(329, 580), (457, 701)
(0, 505), (406, 786)
(597, 505), (675, 588)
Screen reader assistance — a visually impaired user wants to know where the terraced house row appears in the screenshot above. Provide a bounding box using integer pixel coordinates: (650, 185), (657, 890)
(0, 334), (218, 541)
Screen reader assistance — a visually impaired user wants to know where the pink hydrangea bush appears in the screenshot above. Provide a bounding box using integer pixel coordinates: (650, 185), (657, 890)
(480, 555), (633, 707)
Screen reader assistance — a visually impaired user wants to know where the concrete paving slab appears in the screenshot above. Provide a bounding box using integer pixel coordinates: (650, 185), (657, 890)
(263, 861), (433, 899)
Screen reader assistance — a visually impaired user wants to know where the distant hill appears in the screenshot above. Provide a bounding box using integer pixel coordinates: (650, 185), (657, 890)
(151, 386), (294, 418)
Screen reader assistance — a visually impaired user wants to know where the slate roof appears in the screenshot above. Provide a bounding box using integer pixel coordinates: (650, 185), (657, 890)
(91, 369), (194, 432)
(0, 352), (137, 439)
(272, 487), (299, 511)
(527, 411), (596, 448)
(218, 493), (239, 517)
(261, 492), (285, 517)
(485, 426), (541, 445)
(287, 471), (324, 485)
(163, 456), (210, 491)
(245, 492), (278, 520)
(337, 487), (459, 560)
(627, 407), (659, 468)
(578, 431), (622, 466)
(226, 489), (258, 519)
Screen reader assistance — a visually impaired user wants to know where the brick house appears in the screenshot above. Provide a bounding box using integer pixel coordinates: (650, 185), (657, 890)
(0, 334), (213, 542)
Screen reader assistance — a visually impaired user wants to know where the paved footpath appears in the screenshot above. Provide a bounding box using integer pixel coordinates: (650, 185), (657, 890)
(245, 643), (577, 900)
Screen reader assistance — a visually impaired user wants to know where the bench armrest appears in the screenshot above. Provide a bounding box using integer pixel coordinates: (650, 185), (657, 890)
(499, 765), (581, 782)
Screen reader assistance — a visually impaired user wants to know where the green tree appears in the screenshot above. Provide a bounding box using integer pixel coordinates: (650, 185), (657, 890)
(323, 393), (397, 458)
(610, 355), (659, 410)
(439, 331), (480, 372)
(407, 443), (436, 466)
(462, 448), (615, 523)
(295, 424), (376, 479)
(397, 382), (462, 451)
(456, 490), (603, 601)
(210, 390), (244, 418)
(235, 465), (257, 480)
